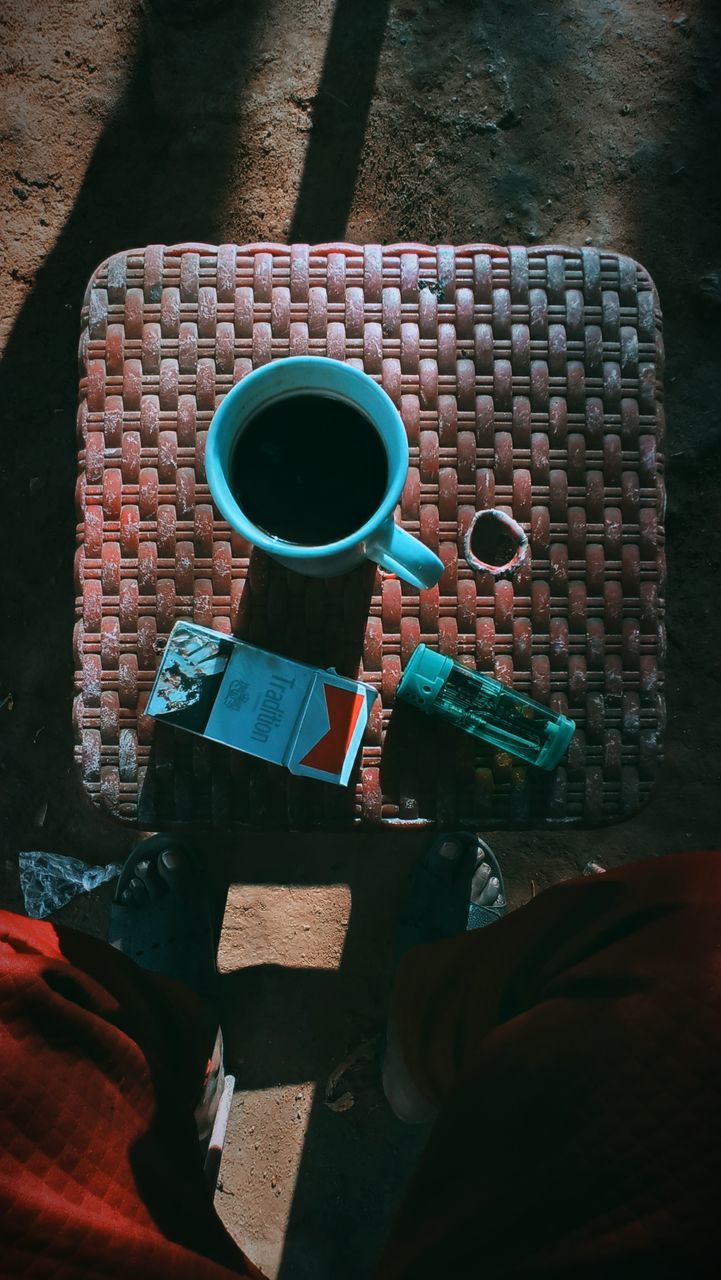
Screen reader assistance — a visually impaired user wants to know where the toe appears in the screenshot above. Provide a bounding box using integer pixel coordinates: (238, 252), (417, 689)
(160, 847), (185, 871)
(438, 839), (464, 862)
(128, 875), (147, 907)
(428, 837), (471, 885)
(157, 845), (191, 891)
(133, 857), (165, 902)
(470, 858), (491, 904)
(479, 874), (501, 906)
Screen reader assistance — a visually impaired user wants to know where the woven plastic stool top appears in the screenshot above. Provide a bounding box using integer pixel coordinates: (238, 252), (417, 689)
(74, 242), (665, 829)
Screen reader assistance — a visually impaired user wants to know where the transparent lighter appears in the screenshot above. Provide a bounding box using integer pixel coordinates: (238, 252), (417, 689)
(396, 644), (575, 770)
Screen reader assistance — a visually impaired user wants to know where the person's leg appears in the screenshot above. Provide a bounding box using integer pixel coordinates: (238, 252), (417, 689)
(383, 833), (504, 1124)
(377, 847), (721, 1279)
(0, 838), (259, 1280)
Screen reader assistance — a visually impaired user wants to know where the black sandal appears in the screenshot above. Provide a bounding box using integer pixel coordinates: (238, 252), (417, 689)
(397, 831), (507, 955)
(107, 834), (221, 999)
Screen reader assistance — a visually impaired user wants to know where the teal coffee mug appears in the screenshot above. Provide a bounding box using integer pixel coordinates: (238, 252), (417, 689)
(205, 357), (444, 589)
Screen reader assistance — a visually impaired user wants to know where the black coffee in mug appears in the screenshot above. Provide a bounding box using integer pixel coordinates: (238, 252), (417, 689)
(230, 393), (389, 546)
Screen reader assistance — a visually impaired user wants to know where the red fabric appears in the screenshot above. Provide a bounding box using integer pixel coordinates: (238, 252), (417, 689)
(3, 854), (721, 1278)
(378, 850), (721, 1279)
(0, 910), (253, 1279)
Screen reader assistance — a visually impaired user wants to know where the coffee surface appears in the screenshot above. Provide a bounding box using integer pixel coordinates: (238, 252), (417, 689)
(230, 393), (388, 545)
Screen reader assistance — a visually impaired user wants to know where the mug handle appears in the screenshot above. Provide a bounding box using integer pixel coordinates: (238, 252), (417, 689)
(365, 518), (444, 590)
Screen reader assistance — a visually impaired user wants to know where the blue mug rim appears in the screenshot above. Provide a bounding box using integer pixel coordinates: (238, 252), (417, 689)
(205, 357), (408, 556)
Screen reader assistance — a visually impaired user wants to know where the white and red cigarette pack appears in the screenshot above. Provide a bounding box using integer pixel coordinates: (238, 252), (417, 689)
(146, 622), (375, 786)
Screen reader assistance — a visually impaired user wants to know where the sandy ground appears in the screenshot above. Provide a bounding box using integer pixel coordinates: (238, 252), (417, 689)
(1, 1), (721, 1276)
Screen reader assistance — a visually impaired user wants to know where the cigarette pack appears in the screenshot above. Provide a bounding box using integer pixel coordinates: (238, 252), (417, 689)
(145, 622), (375, 786)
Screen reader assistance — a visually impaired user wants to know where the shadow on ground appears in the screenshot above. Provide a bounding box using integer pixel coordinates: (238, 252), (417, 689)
(0, 1), (264, 867)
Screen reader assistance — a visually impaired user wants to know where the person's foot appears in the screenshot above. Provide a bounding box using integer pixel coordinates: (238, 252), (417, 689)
(396, 832), (505, 954)
(108, 836), (219, 1000)
(384, 834), (505, 1124)
(117, 844), (185, 905)
(467, 840), (504, 909)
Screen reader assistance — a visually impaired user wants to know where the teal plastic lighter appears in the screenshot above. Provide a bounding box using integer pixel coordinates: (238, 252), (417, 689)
(396, 644), (575, 770)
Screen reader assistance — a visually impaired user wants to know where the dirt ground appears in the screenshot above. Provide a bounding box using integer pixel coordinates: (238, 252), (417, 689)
(1, 1), (720, 1276)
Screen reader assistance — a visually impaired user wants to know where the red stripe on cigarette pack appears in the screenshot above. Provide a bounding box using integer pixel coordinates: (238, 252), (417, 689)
(299, 684), (365, 774)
